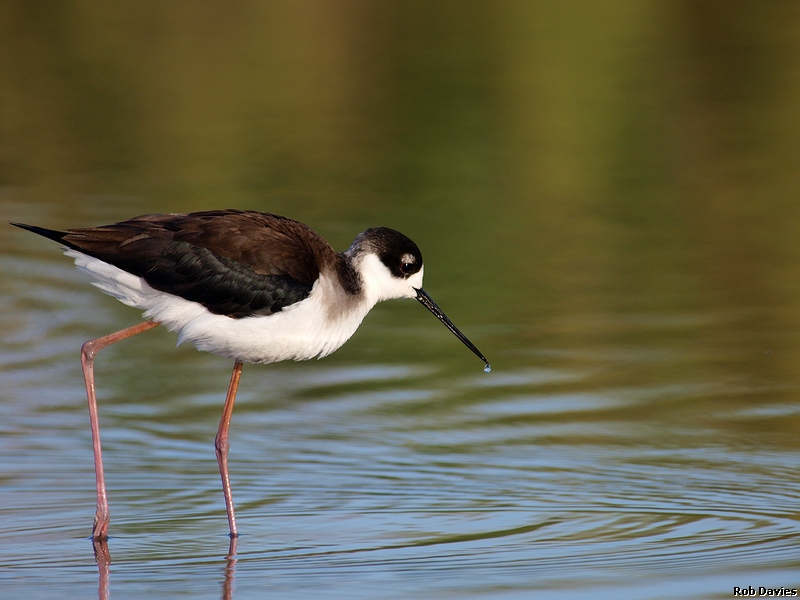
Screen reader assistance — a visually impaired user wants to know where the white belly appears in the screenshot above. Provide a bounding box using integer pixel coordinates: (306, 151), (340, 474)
(65, 250), (373, 364)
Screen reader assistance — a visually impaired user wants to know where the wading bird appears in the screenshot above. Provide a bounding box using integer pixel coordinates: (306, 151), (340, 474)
(12, 209), (490, 540)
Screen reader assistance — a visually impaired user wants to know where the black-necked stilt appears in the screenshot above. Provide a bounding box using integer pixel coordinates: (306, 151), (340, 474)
(12, 209), (490, 541)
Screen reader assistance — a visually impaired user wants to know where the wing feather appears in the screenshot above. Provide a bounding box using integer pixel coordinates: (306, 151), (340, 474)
(18, 210), (338, 318)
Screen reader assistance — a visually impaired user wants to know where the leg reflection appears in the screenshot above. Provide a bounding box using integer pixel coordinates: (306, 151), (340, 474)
(221, 535), (238, 600)
(92, 538), (110, 600)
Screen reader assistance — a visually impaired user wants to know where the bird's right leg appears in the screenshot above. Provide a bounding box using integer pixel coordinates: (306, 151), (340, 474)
(81, 320), (160, 541)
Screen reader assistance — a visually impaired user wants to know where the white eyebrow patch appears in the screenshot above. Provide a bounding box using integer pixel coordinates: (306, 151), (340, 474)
(401, 253), (416, 264)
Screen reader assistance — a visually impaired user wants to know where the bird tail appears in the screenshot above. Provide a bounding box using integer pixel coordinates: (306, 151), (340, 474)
(10, 222), (70, 245)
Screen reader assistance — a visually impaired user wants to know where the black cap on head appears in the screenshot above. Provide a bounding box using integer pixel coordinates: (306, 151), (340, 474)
(351, 227), (423, 279)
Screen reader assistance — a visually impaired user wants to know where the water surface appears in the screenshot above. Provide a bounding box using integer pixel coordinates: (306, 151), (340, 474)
(2, 2), (800, 599)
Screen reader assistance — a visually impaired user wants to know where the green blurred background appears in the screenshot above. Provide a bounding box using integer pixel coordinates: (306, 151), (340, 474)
(4, 1), (800, 391)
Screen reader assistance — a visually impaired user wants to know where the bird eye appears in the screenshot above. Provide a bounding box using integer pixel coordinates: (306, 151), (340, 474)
(401, 262), (414, 274)
(398, 253), (417, 276)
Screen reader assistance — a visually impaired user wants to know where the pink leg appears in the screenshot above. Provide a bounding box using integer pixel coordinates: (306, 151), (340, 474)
(216, 361), (244, 538)
(81, 320), (160, 541)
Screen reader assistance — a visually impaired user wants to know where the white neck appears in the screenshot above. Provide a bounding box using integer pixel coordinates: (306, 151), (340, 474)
(353, 253), (424, 305)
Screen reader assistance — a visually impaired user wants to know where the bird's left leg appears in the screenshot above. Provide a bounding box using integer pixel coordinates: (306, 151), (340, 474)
(215, 361), (244, 538)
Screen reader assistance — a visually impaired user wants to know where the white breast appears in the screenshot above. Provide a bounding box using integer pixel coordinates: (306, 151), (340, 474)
(65, 250), (376, 364)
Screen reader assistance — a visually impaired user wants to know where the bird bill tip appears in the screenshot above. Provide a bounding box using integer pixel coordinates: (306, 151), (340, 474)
(414, 288), (491, 372)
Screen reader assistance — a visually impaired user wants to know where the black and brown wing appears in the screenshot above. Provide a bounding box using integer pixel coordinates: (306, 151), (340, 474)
(12, 210), (338, 318)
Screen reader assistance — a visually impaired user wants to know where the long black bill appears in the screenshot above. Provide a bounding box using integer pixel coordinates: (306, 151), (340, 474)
(414, 288), (491, 372)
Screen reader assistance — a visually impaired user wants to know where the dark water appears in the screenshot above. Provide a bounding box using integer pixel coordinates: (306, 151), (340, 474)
(2, 3), (800, 599)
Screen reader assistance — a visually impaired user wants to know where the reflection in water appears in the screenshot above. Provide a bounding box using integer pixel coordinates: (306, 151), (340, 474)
(91, 535), (238, 600)
(92, 540), (109, 600)
(222, 537), (238, 600)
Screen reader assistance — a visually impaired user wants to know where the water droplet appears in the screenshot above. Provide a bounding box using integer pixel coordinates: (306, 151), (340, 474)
(483, 363), (492, 373)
